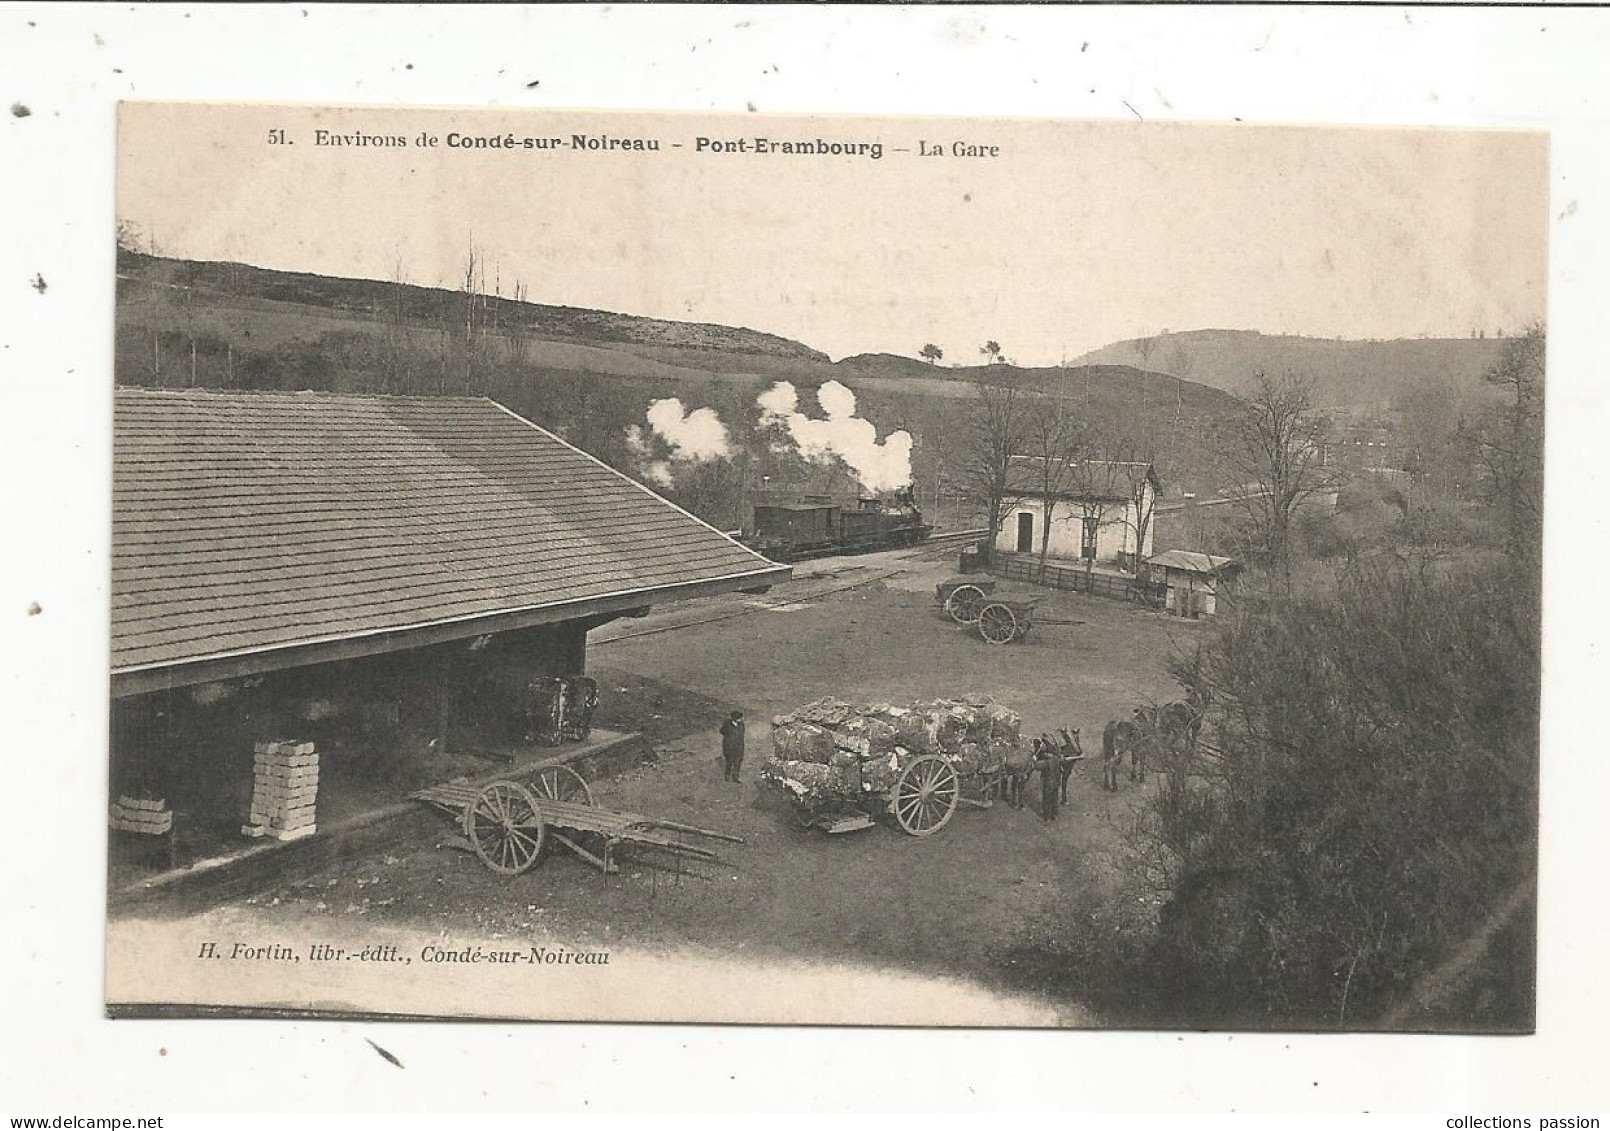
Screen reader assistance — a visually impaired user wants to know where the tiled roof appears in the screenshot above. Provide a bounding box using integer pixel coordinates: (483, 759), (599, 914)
(113, 388), (787, 680)
(1147, 550), (1239, 573)
(1005, 456), (1156, 500)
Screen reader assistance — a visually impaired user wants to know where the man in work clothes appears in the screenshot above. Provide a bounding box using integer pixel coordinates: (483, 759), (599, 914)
(1033, 739), (1063, 823)
(720, 710), (746, 782)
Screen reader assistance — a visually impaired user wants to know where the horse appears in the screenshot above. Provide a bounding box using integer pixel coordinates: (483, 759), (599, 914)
(1134, 705), (1179, 781)
(1101, 718), (1141, 791)
(1025, 729), (1085, 805)
(1129, 700), (1206, 783)
(1101, 694), (1208, 791)
(1159, 700), (1202, 749)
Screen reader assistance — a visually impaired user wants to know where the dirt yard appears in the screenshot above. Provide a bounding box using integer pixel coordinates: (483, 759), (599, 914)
(134, 549), (1200, 1020)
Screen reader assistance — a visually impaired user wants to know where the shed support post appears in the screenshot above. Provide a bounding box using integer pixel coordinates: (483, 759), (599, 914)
(436, 648), (453, 750)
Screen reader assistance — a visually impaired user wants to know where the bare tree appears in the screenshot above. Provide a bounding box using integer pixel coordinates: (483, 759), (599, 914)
(1102, 441), (1163, 571)
(1165, 341), (1194, 383)
(379, 254), (412, 395)
(1020, 400), (1092, 579)
(1217, 371), (1339, 593)
(1134, 332), (1160, 415)
(964, 366), (1033, 564)
(1461, 326), (1543, 562)
(448, 239), (501, 395)
(1063, 453), (1129, 577)
(460, 241), (484, 393)
(1163, 341), (1194, 468)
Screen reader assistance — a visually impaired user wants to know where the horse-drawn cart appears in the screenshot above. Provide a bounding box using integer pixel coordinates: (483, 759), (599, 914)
(763, 696), (1032, 837)
(410, 762), (741, 876)
(782, 751), (999, 837)
(936, 577), (1081, 645)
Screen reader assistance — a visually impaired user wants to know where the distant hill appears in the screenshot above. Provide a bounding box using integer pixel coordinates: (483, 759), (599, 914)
(114, 252), (1249, 519)
(836, 352), (942, 378)
(1069, 329), (1514, 408)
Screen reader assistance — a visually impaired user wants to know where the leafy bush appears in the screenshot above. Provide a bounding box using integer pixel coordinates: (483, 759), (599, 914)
(1143, 553), (1538, 1027)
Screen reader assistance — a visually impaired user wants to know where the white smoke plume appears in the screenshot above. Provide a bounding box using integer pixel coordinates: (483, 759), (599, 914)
(624, 424), (673, 487)
(757, 380), (914, 492)
(647, 398), (731, 462)
(626, 397), (732, 488)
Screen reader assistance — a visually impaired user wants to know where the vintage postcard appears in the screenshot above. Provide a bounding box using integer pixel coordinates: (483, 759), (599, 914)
(107, 102), (1545, 1029)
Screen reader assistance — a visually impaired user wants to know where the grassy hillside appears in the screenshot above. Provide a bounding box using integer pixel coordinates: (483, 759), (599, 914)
(1070, 329), (1514, 408)
(117, 251), (830, 363)
(113, 253), (1249, 523)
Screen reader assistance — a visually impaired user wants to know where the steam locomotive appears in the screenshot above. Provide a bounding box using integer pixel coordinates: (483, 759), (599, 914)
(742, 487), (933, 561)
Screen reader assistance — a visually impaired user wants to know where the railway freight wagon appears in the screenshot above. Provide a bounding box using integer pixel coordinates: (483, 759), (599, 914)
(744, 491), (932, 561)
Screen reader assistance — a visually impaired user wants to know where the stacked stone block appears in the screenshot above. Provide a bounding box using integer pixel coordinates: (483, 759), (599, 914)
(243, 740), (320, 841)
(110, 794), (173, 835)
(761, 695), (1025, 814)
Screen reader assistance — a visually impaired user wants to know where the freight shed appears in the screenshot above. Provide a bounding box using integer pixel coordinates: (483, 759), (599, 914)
(1145, 550), (1241, 618)
(110, 388), (790, 871)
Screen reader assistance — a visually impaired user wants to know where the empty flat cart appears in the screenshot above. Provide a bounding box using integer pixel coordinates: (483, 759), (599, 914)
(410, 764), (741, 876)
(936, 576), (998, 625)
(973, 597), (1041, 644)
(938, 580), (1087, 645)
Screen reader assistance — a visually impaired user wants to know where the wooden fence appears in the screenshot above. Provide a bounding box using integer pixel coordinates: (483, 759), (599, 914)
(988, 552), (1167, 606)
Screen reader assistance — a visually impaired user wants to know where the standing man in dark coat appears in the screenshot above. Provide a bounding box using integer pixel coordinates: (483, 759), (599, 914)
(1033, 739), (1063, 823)
(720, 710), (746, 782)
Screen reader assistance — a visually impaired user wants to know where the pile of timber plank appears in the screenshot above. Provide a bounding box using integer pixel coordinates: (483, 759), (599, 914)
(243, 740), (320, 841)
(762, 696), (1026, 813)
(110, 794), (173, 835)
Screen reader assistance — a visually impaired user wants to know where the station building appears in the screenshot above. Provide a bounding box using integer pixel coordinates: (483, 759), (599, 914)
(995, 457), (1160, 570)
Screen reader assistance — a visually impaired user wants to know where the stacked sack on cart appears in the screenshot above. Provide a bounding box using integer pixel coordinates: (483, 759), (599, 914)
(761, 695), (1026, 812)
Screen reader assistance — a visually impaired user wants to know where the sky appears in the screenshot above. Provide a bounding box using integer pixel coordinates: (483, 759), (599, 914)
(118, 103), (1549, 367)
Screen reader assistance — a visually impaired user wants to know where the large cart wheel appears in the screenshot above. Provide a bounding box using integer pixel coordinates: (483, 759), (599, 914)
(892, 755), (960, 837)
(977, 602), (1019, 645)
(945, 584), (987, 625)
(531, 764), (593, 807)
(465, 781), (546, 874)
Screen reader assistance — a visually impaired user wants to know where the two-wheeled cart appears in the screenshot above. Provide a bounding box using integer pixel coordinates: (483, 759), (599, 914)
(973, 596), (1042, 644)
(936, 577), (1085, 645)
(785, 751), (1002, 838)
(936, 576), (997, 626)
(410, 763), (741, 876)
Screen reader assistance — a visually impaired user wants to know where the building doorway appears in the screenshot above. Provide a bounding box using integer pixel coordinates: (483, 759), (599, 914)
(1016, 512), (1034, 553)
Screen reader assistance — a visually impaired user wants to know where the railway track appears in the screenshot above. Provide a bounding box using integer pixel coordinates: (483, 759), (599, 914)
(758, 526), (987, 564)
(594, 534), (982, 647)
(917, 527), (989, 548)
